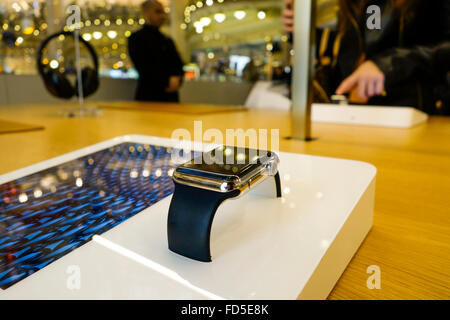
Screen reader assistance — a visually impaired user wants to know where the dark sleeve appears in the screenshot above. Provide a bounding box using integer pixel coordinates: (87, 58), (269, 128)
(370, 42), (450, 88)
(128, 33), (170, 91)
(167, 38), (184, 77)
(368, 1), (450, 87)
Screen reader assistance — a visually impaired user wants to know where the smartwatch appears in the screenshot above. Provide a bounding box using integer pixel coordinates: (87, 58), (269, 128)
(167, 146), (282, 262)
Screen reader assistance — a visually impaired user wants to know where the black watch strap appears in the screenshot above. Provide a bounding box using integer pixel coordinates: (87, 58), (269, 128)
(167, 181), (239, 262)
(167, 172), (282, 262)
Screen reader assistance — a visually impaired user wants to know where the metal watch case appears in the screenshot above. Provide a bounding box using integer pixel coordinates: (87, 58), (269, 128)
(173, 149), (279, 197)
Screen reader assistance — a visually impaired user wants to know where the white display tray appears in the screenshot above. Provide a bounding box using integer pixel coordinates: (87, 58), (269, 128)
(245, 82), (427, 129)
(0, 135), (376, 299)
(312, 103), (428, 128)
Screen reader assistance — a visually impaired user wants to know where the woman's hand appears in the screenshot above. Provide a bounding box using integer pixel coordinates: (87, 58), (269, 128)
(336, 60), (385, 101)
(283, 0), (294, 32)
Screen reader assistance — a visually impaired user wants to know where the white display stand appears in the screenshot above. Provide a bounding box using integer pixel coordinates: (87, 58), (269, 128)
(312, 103), (428, 128)
(0, 135), (376, 299)
(245, 82), (428, 128)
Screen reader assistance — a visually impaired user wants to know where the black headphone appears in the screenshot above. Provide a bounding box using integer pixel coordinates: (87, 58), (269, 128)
(37, 31), (99, 99)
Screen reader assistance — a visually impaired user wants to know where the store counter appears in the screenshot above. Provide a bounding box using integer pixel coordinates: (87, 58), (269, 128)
(0, 102), (448, 299)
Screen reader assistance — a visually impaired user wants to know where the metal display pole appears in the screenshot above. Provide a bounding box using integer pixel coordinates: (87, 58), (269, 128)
(73, 28), (84, 112)
(64, 5), (99, 118)
(290, 0), (316, 140)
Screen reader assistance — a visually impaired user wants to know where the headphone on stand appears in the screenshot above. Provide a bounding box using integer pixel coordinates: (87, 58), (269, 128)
(37, 31), (99, 99)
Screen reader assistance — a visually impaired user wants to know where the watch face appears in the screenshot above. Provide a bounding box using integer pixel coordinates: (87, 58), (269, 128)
(176, 146), (274, 180)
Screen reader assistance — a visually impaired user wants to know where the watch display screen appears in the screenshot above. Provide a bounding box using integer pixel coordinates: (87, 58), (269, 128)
(177, 146), (272, 178)
(0, 143), (185, 290)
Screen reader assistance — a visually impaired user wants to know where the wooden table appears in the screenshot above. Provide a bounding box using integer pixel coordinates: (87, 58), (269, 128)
(0, 101), (449, 300)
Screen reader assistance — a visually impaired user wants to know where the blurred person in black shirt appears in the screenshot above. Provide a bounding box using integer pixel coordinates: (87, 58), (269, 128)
(128, 0), (184, 102)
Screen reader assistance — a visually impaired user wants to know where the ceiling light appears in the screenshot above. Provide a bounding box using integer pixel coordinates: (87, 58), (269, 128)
(49, 59), (59, 69)
(200, 17), (211, 26)
(82, 33), (92, 41)
(214, 13), (226, 23)
(93, 31), (102, 39)
(234, 10), (246, 20)
(107, 30), (118, 39)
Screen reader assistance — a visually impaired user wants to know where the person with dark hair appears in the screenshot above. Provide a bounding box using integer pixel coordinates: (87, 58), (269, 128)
(243, 59), (260, 83)
(283, 0), (450, 115)
(128, 0), (184, 102)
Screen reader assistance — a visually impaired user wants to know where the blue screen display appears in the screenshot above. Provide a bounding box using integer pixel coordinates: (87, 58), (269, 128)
(0, 142), (184, 289)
